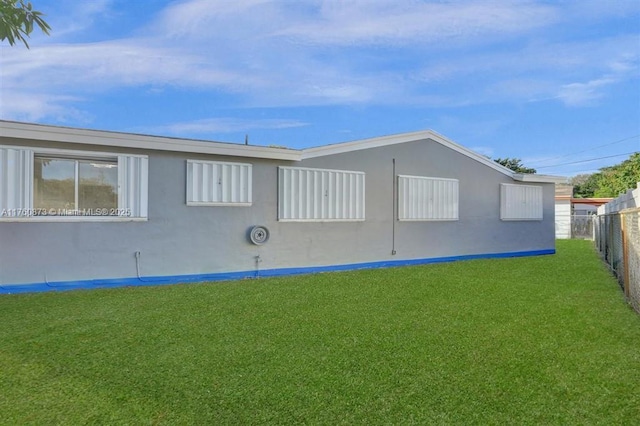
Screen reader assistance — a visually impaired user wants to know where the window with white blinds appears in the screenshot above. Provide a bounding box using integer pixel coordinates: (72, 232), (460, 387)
(398, 175), (459, 221)
(186, 160), (252, 206)
(500, 183), (543, 220)
(278, 166), (365, 221)
(0, 145), (148, 220)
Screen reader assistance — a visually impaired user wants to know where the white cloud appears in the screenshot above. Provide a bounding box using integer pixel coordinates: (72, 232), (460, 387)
(149, 117), (309, 135)
(271, 0), (558, 46)
(0, 90), (90, 123)
(0, 0), (638, 123)
(414, 35), (639, 102)
(558, 78), (617, 107)
(38, 0), (116, 40)
(562, 0), (640, 20)
(556, 53), (638, 107)
(1, 41), (250, 90)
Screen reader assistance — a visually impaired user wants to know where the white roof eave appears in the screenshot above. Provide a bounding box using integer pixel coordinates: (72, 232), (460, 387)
(2, 121), (567, 183)
(0, 120), (301, 161)
(513, 174), (568, 184)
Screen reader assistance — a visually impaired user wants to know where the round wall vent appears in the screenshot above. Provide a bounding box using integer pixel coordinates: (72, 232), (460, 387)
(249, 226), (270, 245)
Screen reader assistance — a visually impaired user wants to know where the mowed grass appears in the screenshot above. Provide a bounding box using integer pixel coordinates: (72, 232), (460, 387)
(1, 240), (639, 425)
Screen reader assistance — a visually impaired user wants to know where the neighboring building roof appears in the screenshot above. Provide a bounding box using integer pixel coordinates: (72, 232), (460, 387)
(571, 198), (613, 206)
(0, 120), (562, 183)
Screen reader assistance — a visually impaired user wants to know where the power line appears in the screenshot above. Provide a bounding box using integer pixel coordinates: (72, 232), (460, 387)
(528, 134), (640, 167)
(535, 151), (639, 169)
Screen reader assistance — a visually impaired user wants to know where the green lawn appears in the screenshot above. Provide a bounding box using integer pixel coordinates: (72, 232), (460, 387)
(1, 240), (639, 425)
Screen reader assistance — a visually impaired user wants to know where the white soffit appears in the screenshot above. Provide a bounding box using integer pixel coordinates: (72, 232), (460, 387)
(0, 120), (300, 161)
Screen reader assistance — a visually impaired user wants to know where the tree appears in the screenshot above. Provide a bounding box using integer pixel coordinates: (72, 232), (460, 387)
(0, 0), (50, 48)
(569, 173), (591, 187)
(571, 173), (600, 198)
(493, 157), (537, 174)
(571, 153), (640, 198)
(593, 153), (640, 197)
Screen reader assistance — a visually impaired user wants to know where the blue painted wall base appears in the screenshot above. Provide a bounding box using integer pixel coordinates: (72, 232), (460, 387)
(0, 249), (555, 294)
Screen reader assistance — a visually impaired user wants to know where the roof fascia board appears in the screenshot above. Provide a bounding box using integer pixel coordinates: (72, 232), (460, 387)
(571, 198), (613, 204)
(301, 131), (431, 159)
(1, 121), (567, 182)
(425, 130), (516, 177)
(0, 120), (301, 161)
(513, 174), (568, 184)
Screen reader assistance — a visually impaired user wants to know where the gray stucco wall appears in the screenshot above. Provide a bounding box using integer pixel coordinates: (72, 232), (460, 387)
(0, 137), (555, 286)
(298, 140), (555, 260)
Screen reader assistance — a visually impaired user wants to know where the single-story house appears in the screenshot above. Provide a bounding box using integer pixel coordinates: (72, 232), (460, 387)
(1, 120), (560, 293)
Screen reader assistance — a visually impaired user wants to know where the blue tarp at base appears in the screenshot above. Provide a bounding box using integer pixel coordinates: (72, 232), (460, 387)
(0, 249), (555, 294)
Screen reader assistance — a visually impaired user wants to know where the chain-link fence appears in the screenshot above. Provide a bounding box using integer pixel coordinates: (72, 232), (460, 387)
(595, 208), (640, 314)
(571, 214), (594, 239)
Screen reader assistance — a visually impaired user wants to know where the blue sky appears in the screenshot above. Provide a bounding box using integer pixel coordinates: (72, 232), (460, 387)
(1, 0), (639, 177)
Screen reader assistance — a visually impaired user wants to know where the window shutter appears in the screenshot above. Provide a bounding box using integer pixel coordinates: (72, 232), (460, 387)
(118, 155), (148, 218)
(278, 166), (365, 221)
(186, 160), (252, 205)
(0, 147), (33, 212)
(500, 184), (543, 220)
(398, 175), (458, 221)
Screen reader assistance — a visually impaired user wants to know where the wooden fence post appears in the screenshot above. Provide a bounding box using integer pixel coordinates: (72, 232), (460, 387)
(620, 211), (630, 297)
